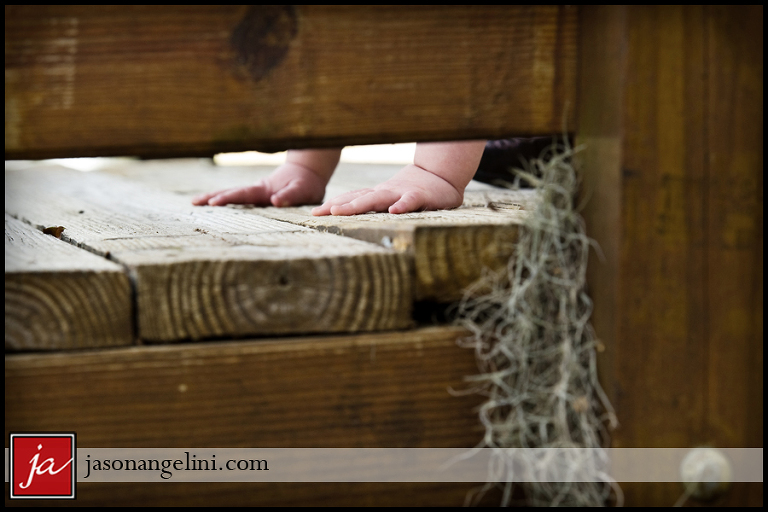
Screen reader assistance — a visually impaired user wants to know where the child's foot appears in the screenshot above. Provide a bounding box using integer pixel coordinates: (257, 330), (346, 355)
(192, 162), (328, 207)
(311, 165), (463, 216)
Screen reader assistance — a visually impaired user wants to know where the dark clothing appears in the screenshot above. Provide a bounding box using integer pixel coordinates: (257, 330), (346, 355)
(473, 137), (561, 187)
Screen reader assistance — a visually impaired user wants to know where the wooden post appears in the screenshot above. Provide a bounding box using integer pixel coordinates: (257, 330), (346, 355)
(578, 5), (763, 506)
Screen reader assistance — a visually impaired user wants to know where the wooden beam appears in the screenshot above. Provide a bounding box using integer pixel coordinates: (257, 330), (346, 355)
(5, 213), (133, 350)
(5, 5), (577, 159)
(2, 482), (502, 507)
(4, 326), (498, 505)
(578, 5), (763, 506)
(5, 166), (412, 342)
(4, 327), (481, 447)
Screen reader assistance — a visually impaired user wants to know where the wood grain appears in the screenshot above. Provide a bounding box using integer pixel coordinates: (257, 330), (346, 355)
(705, 5), (763, 452)
(5, 5), (577, 159)
(3, 482), (503, 507)
(4, 327), (482, 447)
(5, 167), (412, 342)
(94, 159), (535, 302)
(578, 5), (763, 506)
(4, 326), (494, 505)
(5, 213), (133, 350)
(252, 180), (533, 303)
(260, 205), (527, 302)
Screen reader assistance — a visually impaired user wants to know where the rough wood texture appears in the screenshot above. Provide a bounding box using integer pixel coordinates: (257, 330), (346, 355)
(3, 482), (502, 508)
(4, 326), (497, 505)
(5, 166), (411, 342)
(4, 5), (577, 159)
(4, 327), (480, 447)
(96, 159), (535, 301)
(5, 213), (133, 350)
(578, 6), (763, 506)
(259, 203), (528, 302)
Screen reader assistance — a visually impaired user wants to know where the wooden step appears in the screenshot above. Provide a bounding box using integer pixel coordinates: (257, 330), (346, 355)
(5, 213), (133, 350)
(97, 158), (536, 301)
(4, 161), (529, 504)
(5, 165), (412, 343)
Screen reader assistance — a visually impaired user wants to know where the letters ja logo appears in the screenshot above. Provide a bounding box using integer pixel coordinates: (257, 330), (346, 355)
(10, 433), (76, 499)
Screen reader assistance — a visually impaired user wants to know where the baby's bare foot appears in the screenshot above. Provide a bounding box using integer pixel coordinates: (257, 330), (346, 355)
(311, 165), (463, 216)
(192, 163), (328, 207)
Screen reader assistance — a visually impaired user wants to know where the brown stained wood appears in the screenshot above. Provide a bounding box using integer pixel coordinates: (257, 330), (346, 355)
(5, 327), (483, 448)
(92, 159), (535, 302)
(619, 4), (709, 450)
(578, 5), (762, 507)
(5, 167), (412, 342)
(5, 213), (133, 350)
(3, 482), (503, 507)
(705, 5), (763, 450)
(4, 326), (494, 505)
(4, 5), (577, 159)
(575, 5), (625, 443)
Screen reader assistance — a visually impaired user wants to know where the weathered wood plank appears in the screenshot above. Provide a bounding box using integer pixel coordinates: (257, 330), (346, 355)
(259, 203), (529, 302)
(5, 166), (412, 342)
(95, 159), (535, 302)
(4, 213), (133, 350)
(4, 5), (577, 159)
(578, 5), (763, 506)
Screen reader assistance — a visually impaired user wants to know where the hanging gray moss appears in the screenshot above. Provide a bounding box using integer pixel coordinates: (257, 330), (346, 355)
(456, 139), (620, 506)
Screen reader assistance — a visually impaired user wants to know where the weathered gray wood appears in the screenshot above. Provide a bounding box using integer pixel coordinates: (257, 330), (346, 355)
(260, 203), (529, 302)
(4, 213), (133, 350)
(94, 159), (536, 301)
(5, 167), (412, 342)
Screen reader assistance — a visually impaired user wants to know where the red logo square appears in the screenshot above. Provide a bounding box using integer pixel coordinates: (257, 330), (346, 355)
(9, 433), (76, 499)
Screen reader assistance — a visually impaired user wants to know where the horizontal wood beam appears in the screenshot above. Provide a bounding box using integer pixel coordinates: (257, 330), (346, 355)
(4, 326), (494, 505)
(5, 5), (577, 159)
(4, 327), (482, 448)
